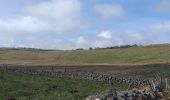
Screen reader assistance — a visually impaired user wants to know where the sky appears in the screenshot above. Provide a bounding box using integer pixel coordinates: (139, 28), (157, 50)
(0, 0), (170, 50)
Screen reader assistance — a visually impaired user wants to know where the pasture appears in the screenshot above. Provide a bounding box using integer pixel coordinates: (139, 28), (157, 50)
(0, 45), (170, 99)
(0, 64), (170, 99)
(0, 72), (112, 100)
(0, 45), (170, 65)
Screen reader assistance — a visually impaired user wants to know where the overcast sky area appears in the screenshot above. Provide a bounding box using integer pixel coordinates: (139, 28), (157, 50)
(0, 0), (170, 50)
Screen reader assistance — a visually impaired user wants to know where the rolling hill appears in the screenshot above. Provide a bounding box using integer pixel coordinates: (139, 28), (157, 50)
(0, 44), (170, 65)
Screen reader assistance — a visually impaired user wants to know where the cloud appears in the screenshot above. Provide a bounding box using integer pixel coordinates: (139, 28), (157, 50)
(0, 0), (88, 48)
(1, 0), (170, 49)
(76, 37), (91, 48)
(20, 36), (92, 50)
(95, 4), (125, 19)
(156, 1), (170, 12)
(94, 21), (170, 48)
(94, 30), (155, 47)
(26, 0), (81, 19)
(0, 16), (47, 36)
(97, 31), (112, 39)
(150, 21), (170, 34)
(25, 0), (85, 34)
(0, 0), (85, 36)
(0, 35), (14, 47)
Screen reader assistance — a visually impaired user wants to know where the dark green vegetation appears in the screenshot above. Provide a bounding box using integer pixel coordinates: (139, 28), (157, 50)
(114, 64), (170, 78)
(0, 72), (109, 100)
(0, 72), (128, 100)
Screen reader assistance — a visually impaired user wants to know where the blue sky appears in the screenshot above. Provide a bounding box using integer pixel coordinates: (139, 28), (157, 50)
(0, 0), (170, 49)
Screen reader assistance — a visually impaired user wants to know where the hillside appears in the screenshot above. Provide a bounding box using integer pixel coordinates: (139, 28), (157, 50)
(0, 44), (170, 65)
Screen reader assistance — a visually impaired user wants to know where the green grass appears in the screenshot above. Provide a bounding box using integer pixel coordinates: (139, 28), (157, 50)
(1, 45), (170, 65)
(0, 72), (113, 100)
(114, 65), (170, 78)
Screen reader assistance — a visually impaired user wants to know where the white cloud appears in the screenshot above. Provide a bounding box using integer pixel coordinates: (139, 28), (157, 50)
(0, 36), (14, 47)
(0, 0), (85, 37)
(150, 21), (170, 34)
(30, 0), (85, 34)
(21, 36), (92, 50)
(0, 16), (47, 35)
(97, 31), (112, 39)
(156, 1), (170, 12)
(25, 0), (85, 34)
(130, 33), (144, 40)
(0, 0), (88, 48)
(95, 21), (170, 48)
(95, 4), (125, 19)
(74, 37), (93, 49)
(26, 0), (81, 19)
(95, 30), (155, 47)
(1, 0), (170, 49)
(95, 39), (113, 48)
(77, 37), (86, 43)
(18, 29), (159, 50)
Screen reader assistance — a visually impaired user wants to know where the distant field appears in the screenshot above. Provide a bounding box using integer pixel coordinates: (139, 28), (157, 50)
(0, 45), (170, 65)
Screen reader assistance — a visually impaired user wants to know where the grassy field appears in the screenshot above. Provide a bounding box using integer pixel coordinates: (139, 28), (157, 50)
(0, 44), (170, 65)
(114, 65), (170, 78)
(0, 45), (170, 99)
(0, 72), (130, 100)
(0, 72), (110, 100)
